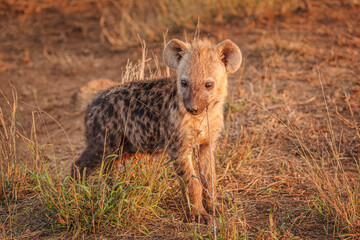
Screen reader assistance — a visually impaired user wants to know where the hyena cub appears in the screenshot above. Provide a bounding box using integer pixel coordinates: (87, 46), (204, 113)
(72, 39), (242, 223)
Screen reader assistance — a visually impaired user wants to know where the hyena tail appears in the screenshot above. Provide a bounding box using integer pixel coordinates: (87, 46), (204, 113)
(71, 146), (102, 180)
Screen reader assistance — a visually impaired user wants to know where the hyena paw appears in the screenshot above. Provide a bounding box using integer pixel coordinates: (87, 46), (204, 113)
(189, 208), (211, 225)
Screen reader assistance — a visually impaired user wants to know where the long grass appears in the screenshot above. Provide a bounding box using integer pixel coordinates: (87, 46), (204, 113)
(2, 47), (360, 239)
(294, 79), (360, 236)
(2, 57), (359, 239)
(99, 0), (300, 47)
(0, 45), (175, 238)
(1, 2), (360, 237)
(2, 0), (301, 48)
(35, 156), (172, 236)
(0, 36), (254, 238)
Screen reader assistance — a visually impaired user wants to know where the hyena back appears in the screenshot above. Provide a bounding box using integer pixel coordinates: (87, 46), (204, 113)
(72, 39), (242, 224)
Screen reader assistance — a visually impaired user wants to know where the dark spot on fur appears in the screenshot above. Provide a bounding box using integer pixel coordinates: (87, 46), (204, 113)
(94, 117), (100, 131)
(92, 96), (103, 107)
(115, 95), (122, 103)
(134, 91), (140, 99)
(137, 108), (144, 117)
(136, 119), (143, 126)
(124, 99), (130, 107)
(143, 82), (156, 91)
(169, 88), (177, 100)
(109, 134), (115, 145)
(107, 104), (114, 118)
(122, 90), (129, 97)
(156, 102), (162, 111)
(140, 122), (146, 131)
(100, 102), (106, 111)
(157, 80), (166, 88)
(159, 137), (166, 147)
(163, 101), (168, 110)
(146, 110), (152, 120)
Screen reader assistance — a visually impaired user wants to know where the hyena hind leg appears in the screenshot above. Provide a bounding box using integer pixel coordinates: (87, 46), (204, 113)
(71, 146), (103, 180)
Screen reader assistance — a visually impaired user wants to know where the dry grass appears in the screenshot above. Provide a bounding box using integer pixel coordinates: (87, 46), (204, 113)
(0, 43), (247, 239)
(2, 39), (359, 239)
(1, 0), (301, 48)
(295, 84), (360, 235)
(98, 0), (301, 47)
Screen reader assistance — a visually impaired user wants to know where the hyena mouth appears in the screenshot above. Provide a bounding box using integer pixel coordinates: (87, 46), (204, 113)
(186, 109), (203, 115)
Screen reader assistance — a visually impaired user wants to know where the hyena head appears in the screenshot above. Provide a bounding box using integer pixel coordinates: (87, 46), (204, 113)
(164, 39), (242, 115)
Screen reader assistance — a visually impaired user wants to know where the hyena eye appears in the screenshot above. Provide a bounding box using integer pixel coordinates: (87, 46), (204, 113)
(181, 79), (188, 87)
(205, 82), (213, 89)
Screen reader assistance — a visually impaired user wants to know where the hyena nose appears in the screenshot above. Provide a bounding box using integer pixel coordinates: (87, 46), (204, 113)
(186, 105), (199, 114)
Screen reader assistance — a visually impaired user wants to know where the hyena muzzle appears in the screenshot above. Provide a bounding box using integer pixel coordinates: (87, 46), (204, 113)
(72, 38), (242, 224)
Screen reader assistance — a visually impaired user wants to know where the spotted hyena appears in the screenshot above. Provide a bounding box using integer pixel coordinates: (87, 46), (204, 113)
(72, 38), (242, 223)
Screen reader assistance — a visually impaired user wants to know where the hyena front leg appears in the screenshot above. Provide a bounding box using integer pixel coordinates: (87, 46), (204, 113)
(172, 150), (211, 224)
(198, 143), (223, 214)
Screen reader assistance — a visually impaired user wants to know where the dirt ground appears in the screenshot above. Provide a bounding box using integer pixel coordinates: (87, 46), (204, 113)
(1, 0), (360, 239)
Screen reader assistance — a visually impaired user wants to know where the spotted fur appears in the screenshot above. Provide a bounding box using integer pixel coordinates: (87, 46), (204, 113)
(72, 39), (242, 224)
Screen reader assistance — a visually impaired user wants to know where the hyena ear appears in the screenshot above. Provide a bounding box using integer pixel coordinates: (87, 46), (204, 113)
(215, 40), (242, 73)
(163, 39), (188, 69)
